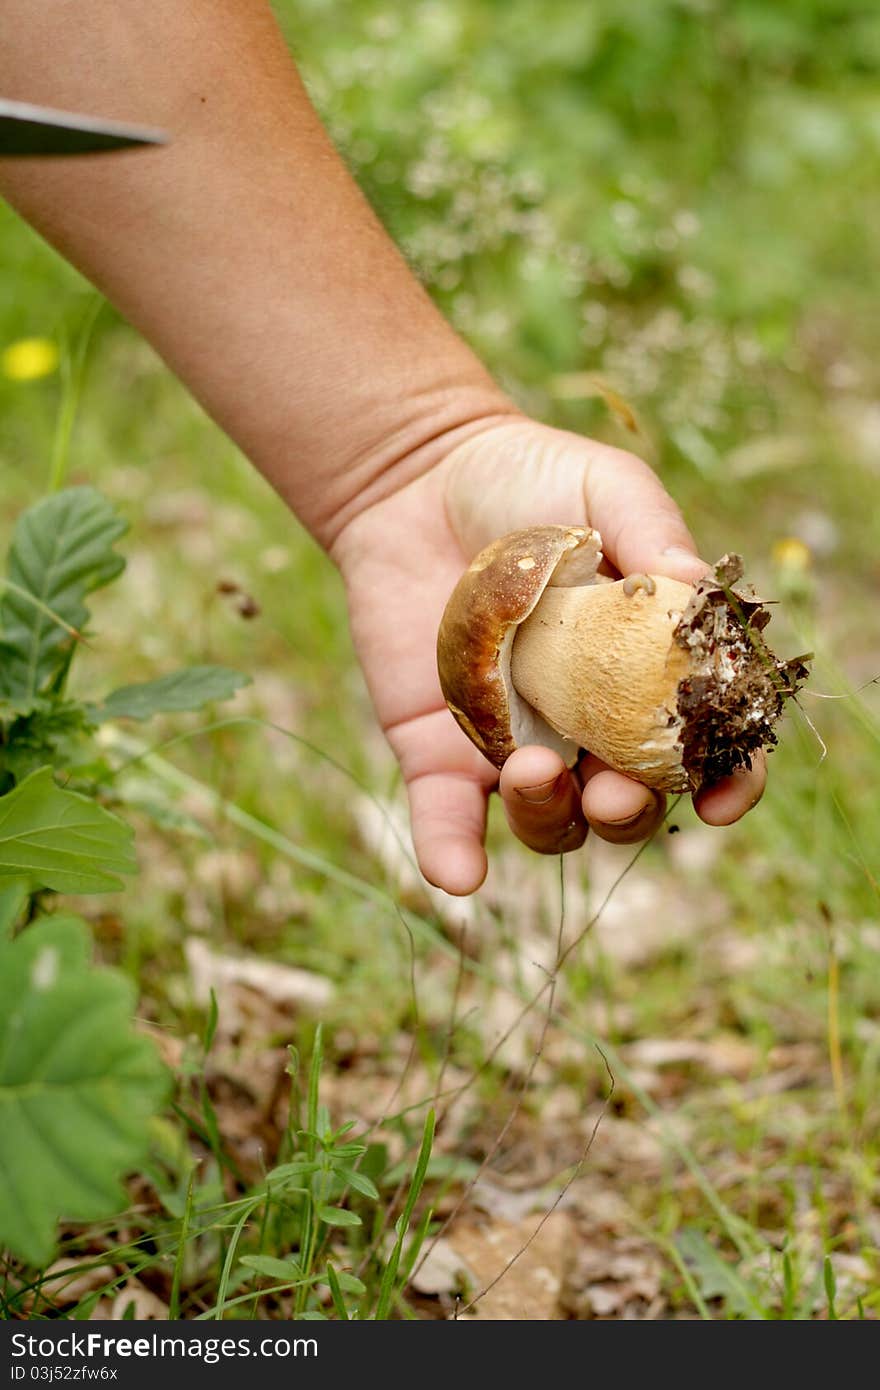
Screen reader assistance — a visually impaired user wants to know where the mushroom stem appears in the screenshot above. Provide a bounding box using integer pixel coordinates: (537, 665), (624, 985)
(509, 575), (695, 790)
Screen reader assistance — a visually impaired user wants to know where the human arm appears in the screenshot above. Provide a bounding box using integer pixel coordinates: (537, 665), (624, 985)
(0, 0), (764, 893)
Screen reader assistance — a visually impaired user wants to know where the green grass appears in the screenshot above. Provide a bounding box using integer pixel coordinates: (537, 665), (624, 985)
(2, 0), (879, 1319)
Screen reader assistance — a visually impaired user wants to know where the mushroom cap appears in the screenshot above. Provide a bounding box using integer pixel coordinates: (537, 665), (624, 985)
(436, 525), (603, 769)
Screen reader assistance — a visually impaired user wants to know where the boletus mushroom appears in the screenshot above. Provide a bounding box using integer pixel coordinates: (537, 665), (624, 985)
(436, 526), (809, 794)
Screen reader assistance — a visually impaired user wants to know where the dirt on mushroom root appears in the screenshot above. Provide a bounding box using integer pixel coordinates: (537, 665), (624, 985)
(674, 555), (811, 790)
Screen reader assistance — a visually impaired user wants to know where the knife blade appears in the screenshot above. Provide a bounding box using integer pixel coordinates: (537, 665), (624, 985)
(0, 98), (166, 157)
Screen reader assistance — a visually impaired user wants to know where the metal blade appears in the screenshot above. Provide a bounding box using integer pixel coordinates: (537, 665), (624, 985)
(0, 98), (166, 157)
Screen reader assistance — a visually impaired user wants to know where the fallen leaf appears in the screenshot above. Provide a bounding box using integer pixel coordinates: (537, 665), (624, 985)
(25, 1257), (116, 1310)
(561, 1235), (665, 1319)
(408, 1237), (476, 1297)
(623, 1036), (758, 1079)
(548, 373), (642, 433)
(109, 1280), (169, 1320)
(186, 938), (334, 1012)
(445, 1213), (574, 1320)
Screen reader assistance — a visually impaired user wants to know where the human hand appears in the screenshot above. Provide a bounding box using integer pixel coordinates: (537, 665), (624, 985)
(333, 418), (766, 895)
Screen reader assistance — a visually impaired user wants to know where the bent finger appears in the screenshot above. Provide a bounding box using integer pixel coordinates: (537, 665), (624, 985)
(693, 749), (767, 826)
(499, 744), (588, 856)
(579, 756), (667, 844)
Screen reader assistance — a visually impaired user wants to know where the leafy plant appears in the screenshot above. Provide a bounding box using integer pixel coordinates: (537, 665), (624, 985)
(0, 916), (170, 1264)
(0, 487), (248, 787)
(0, 767), (135, 894)
(199, 1026), (436, 1320)
(672, 1227), (859, 1321)
(0, 485), (249, 1265)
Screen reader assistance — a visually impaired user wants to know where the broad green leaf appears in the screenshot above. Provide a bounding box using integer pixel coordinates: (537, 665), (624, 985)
(240, 1255), (305, 1281)
(0, 487), (127, 702)
(316, 1205), (362, 1228)
(0, 916), (169, 1265)
(0, 693), (43, 723)
(96, 666), (250, 722)
(0, 878), (28, 936)
(0, 766), (136, 893)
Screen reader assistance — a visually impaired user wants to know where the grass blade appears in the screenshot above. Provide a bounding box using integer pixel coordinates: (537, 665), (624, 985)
(374, 1109), (435, 1321)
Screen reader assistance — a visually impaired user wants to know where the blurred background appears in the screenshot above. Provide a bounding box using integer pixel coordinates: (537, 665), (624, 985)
(2, 0), (879, 1318)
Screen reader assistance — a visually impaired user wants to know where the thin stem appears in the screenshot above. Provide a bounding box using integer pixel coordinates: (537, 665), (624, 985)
(48, 297), (103, 494)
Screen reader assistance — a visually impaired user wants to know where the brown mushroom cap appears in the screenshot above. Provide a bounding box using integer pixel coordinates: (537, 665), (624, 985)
(436, 525), (603, 769)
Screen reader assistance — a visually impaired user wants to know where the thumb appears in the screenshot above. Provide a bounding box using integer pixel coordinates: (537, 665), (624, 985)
(443, 419), (710, 582)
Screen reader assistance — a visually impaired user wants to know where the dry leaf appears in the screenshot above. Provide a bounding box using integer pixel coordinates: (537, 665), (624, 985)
(25, 1257), (116, 1310)
(446, 1213), (574, 1320)
(186, 938), (334, 1012)
(561, 1236), (665, 1319)
(109, 1280), (169, 1320)
(470, 1178), (562, 1224)
(623, 1036), (758, 1078)
(548, 373), (641, 433)
(408, 1237), (476, 1296)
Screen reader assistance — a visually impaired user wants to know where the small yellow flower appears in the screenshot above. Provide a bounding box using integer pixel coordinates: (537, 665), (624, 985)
(771, 536), (812, 573)
(1, 337), (60, 382)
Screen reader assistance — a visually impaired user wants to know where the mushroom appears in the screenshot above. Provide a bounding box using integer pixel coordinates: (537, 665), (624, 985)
(436, 526), (809, 793)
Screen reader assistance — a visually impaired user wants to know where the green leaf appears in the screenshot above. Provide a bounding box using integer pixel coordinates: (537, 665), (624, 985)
(675, 1229), (766, 1318)
(331, 1269), (366, 1295)
(384, 1152), (478, 1187)
(0, 878), (28, 936)
(336, 1166), (380, 1201)
(0, 488), (127, 702)
(0, 766), (136, 893)
(823, 1256), (838, 1320)
(0, 695), (43, 723)
(264, 1158), (316, 1187)
(0, 916), (169, 1265)
(374, 1108), (435, 1320)
(111, 775), (213, 842)
(316, 1205), (362, 1229)
(97, 666), (250, 722)
(325, 1263), (350, 1320)
(240, 1255), (305, 1282)
(0, 698), (96, 785)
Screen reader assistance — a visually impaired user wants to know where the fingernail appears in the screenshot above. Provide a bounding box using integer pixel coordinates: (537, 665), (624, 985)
(605, 808), (647, 828)
(605, 794), (662, 827)
(662, 545), (699, 561)
(516, 772), (566, 805)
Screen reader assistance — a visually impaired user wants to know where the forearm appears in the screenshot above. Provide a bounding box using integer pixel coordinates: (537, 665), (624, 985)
(0, 0), (515, 547)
